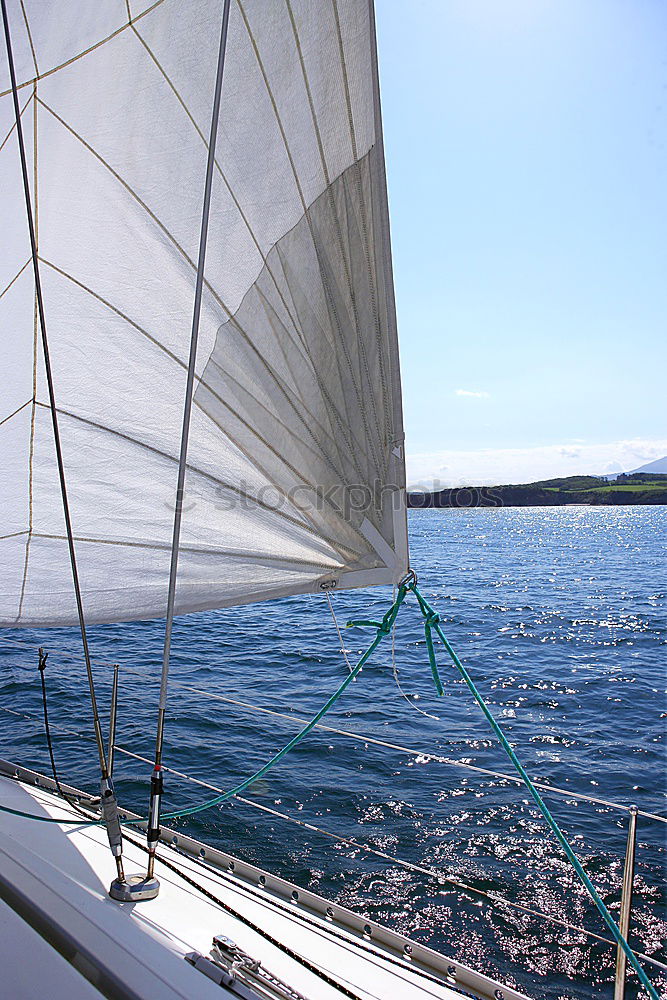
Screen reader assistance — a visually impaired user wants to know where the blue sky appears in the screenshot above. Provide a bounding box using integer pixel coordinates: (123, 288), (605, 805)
(376, 0), (666, 485)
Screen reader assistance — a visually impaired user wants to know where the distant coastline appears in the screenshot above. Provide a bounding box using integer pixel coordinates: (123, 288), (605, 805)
(407, 473), (667, 508)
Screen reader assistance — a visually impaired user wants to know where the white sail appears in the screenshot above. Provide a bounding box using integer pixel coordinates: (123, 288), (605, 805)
(0, 0), (408, 627)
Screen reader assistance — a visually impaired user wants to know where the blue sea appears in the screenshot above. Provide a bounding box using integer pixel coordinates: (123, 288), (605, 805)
(1, 506), (665, 999)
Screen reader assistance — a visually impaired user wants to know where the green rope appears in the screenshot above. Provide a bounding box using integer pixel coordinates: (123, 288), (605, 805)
(0, 803), (99, 825)
(4, 574), (657, 999)
(407, 581), (659, 1000)
(0, 586), (411, 829)
(162, 581), (411, 820)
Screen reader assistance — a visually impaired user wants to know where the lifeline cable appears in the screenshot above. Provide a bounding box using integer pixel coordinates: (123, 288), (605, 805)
(0, 583), (410, 828)
(2, 580), (659, 996)
(59, 737), (667, 973)
(0, 789), (363, 998)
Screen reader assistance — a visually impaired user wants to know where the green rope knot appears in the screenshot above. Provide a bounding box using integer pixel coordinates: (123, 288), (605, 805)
(378, 610), (396, 635)
(423, 609), (440, 627)
(164, 583), (410, 822)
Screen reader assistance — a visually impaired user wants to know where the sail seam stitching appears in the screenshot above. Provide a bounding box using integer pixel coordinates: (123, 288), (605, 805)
(238, 0), (363, 456)
(128, 19), (355, 480)
(272, 243), (367, 482)
(115, 22), (351, 480)
(30, 532), (342, 571)
(32, 401), (365, 560)
(204, 349), (355, 491)
(128, 18), (327, 415)
(3, 27), (401, 590)
(0, 89), (33, 153)
(238, 0), (382, 473)
(35, 90), (327, 435)
(368, 0), (404, 485)
(0, 259), (30, 298)
(282, 0), (374, 479)
(198, 346), (373, 562)
(0, 399), (31, 428)
(331, 0), (389, 447)
(232, 3), (376, 473)
(18, 0), (38, 76)
(35, 97), (377, 497)
(37, 259), (364, 561)
(308, 216), (383, 474)
(252, 279), (362, 482)
(250, 283), (346, 466)
(285, 0), (382, 460)
(35, 96), (220, 299)
(3, 3), (390, 495)
(17, 82), (38, 622)
(0, 0), (167, 99)
(329, 0), (383, 432)
(236, 0), (307, 212)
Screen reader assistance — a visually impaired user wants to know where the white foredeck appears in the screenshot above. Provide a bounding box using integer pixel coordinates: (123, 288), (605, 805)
(0, 770), (527, 1000)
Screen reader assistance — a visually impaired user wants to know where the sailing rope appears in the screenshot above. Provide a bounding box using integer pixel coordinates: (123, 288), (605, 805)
(161, 579), (411, 820)
(1, 575), (659, 997)
(0, 583), (412, 828)
(389, 584), (441, 721)
(402, 580), (660, 1000)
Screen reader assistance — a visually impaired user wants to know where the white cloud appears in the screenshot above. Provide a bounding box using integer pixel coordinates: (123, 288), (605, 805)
(455, 389), (490, 399)
(406, 438), (667, 488)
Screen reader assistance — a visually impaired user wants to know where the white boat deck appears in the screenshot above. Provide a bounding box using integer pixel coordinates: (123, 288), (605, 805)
(0, 767), (529, 1000)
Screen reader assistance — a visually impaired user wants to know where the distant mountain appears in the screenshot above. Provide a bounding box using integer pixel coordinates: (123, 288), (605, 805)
(604, 455), (667, 480)
(629, 455), (667, 475)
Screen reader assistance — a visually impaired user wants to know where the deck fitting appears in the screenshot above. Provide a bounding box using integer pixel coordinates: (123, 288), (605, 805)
(109, 873), (160, 902)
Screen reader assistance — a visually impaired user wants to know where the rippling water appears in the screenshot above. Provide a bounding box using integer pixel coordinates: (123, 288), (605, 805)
(1, 506), (666, 999)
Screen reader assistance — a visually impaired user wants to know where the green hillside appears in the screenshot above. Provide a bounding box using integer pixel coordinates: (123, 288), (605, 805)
(408, 474), (667, 508)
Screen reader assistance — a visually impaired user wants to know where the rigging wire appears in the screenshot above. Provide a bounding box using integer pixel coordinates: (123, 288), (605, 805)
(0, 0), (109, 783)
(3, 754), (666, 977)
(324, 590), (354, 673)
(5, 695), (666, 860)
(3, 703), (664, 969)
(2, 583), (664, 991)
(37, 648), (95, 822)
(1, 0), (126, 886)
(118, 828), (366, 1000)
(58, 661), (665, 824)
(101, 743), (667, 974)
(147, 0), (232, 882)
(2, 632), (666, 980)
(162, 584), (410, 820)
(0, 781), (363, 1000)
